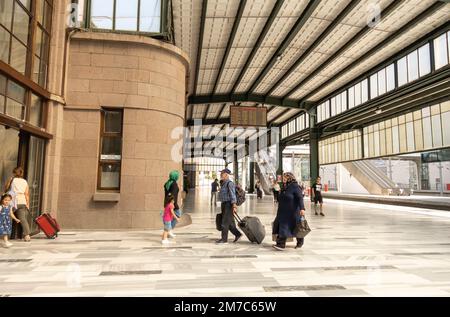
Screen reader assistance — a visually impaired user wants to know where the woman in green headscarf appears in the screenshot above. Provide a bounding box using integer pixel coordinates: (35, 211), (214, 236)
(164, 171), (180, 238)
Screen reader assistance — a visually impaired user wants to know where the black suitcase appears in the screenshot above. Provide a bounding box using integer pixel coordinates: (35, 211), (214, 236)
(234, 214), (265, 244)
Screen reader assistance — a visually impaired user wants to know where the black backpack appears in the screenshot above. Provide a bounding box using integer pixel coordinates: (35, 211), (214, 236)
(227, 182), (246, 206)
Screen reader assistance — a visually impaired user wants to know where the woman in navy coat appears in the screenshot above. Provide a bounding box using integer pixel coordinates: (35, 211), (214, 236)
(272, 172), (306, 250)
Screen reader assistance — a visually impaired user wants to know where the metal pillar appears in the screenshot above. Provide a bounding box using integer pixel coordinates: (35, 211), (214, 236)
(249, 161), (255, 193)
(309, 109), (320, 201)
(233, 150), (239, 185)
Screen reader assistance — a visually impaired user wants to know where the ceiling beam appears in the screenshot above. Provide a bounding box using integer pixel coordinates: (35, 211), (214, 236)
(211, 0), (247, 94)
(282, 0), (406, 99)
(247, 0), (322, 94)
(192, 0), (208, 96)
(189, 93), (303, 108)
(229, 0), (285, 94)
(265, 0), (361, 96)
(300, 1), (447, 102)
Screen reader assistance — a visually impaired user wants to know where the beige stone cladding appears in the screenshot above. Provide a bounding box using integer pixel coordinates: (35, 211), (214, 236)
(59, 32), (189, 229)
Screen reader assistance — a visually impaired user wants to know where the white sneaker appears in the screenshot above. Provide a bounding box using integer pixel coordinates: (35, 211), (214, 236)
(3, 241), (12, 248)
(168, 232), (176, 239)
(161, 239), (170, 245)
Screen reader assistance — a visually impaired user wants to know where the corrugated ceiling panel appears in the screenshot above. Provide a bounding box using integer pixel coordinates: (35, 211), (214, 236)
(308, 6), (450, 101)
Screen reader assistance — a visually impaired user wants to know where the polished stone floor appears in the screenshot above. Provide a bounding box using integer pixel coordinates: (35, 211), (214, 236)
(1, 187), (450, 297)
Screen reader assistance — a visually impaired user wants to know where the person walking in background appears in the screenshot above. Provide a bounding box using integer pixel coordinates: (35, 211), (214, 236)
(0, 194), (21, 248)
(272, 172), (306, 251)
(4, 167), (31, 242)
(255, 181), (263, 199)
(216, 168), (242, 244)
(164, 170), (181, 238)
(211, 179), (220, 206)
(272, 180), (281, 203)
(312, 176), (325, 216)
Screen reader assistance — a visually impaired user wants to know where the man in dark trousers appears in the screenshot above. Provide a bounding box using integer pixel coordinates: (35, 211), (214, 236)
(312, 176), (325, 216)
(211, 178), (220, 206)
(216, 168), (242, 244)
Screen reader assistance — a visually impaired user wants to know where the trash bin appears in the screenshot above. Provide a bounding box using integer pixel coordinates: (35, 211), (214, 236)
(324, 184), (329, 192)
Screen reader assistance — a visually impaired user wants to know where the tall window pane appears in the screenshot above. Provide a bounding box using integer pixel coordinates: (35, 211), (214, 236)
(341, 91), (347, 112)
(331, 97), (336, 117)
(12, 2), (30, 44)
(10, 37), (27, 74)
(91, 0), (114, 29)
(386, 63), (395, 92)
(418, 44), (431, 76)
(0, 0), (14, 30)
(0, 26), (10, 64)
(407, 50), (419, 82)
(398, 57), (408, 86)
(378, 68), (386, 95)
(116, 0), (138, 31)
(336, 94), (341, 114)
(30, 93), (43, 127)
(432, 114), (442, 148)
(348, 86), (354, 109)
(422, 116), (432, 149)
(140, 0), (161, 33)
(392, 125), (399, 154)
(406, 121), (415, 152)
(370, 74), (378, 98)
(442, 111), (450, 146)
(361, 79), (368, 103)
(434, 33), (449, 69)
(355, 82), (361, 106)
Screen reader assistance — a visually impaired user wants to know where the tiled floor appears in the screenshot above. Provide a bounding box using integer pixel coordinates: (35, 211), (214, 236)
(1, 187), (450, 297)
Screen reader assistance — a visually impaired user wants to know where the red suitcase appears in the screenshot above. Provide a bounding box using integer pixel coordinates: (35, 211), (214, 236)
(35, 213), (60, 239)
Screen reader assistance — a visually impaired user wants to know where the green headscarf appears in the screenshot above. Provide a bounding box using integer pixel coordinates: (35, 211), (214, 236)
(164, 170), (180, 191)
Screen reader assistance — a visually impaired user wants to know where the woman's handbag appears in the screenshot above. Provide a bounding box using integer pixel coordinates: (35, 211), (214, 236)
(294, 218), (311, 238)
(215, 213), (223, 231)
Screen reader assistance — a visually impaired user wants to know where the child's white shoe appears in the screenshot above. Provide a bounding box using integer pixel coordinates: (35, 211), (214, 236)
(161, 239), (170, 245)
(168, 232), (176, 239)
(3, 241), (12, 248)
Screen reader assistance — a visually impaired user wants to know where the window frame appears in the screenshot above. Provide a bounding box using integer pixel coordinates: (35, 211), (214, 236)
(97, 108), (123, 191)
(88, 0), (164, 35)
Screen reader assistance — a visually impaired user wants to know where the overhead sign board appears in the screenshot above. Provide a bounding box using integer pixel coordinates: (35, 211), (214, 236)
(230, 106), (267, 127)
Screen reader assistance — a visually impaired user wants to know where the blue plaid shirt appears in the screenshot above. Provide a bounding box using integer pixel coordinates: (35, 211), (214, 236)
(218, 180), (237, 204)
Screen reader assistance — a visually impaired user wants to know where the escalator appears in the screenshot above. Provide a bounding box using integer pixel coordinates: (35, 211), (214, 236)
(342, 160), (412, 195)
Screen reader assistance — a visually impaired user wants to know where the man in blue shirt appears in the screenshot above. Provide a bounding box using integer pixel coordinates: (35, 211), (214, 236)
(217, 168), (242, 244)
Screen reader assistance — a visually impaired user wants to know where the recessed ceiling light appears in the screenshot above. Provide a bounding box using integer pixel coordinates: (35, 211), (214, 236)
(375, 108), (383, 115)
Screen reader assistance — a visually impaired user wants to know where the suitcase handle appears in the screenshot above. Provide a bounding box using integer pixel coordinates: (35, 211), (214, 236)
(233, 213), (243, 223)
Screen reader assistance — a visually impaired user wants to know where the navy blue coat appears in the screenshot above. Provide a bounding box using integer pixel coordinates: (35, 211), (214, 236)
(272, 181), (305, 238)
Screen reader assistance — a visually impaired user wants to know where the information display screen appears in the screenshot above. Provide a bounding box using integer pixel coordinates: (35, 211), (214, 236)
(230, 106), (267, 127)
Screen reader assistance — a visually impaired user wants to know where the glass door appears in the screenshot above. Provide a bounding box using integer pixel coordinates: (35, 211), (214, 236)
(26, 136), (46, 232)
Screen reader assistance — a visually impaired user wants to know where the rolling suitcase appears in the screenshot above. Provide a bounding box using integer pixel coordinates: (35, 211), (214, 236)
(234, 214), (265, 244)
(35, 213), (60, 239)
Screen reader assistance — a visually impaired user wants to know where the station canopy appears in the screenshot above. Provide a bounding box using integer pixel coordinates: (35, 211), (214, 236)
(172, 0), (450, 152)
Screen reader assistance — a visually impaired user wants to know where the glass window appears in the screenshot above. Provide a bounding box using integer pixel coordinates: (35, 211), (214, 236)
(30, 93), (43, 127)
(12, 2), (30, 44)
(370, 74), (378, 99)
(386, 128), (392, 155)
(407, 50), (419, 82)
(418, 44), (431, 77)
(341, 91), (347, 112)
(423, 116), (432, 149)
(140, 0), (161, 33)
(442, 111), (450, 146)
(414, 120), (423, 151)
(432, 114), (442, 148)
(325, 101), (330, 119)
(10, 37), (27, 74)
(406, 121), (415, 152)
(331, 97), (336, 117)
(91, 0), (114, 30)
(434, 33), (449, 69)
(116, 0), (138, 31)
(392, 125), (399, 154)
(378, 68), (386, 95)
(361, 79), (368, 103)
(355, 82), (361, 106)
(0, 0), (14, 31)
(99, 109), (123, 190)
(374, 130), (380, 157)
(348, 86), (354, 109)
(0, 26), (9, 64)
(397, 57), (408, 86)
(386, 63), (395, 92)
(336, 94), (341, 114)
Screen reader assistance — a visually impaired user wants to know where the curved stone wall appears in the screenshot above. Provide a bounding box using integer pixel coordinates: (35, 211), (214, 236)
(59, 32), (189, 229)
